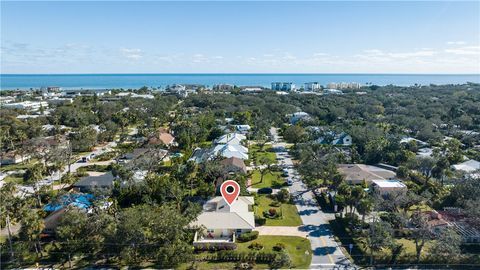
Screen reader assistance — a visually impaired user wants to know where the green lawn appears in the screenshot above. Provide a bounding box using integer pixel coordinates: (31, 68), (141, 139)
(250, 144), (277, 165)
(0, 161), (35, 172)
(255, 195), (302, 226)
(237, 236), (312, 269)
(250, 170), (285, 188)
(3, 175), (24, 184)
(182, 236), (311, 269)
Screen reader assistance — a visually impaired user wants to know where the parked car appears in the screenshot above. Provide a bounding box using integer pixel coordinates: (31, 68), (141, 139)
(282, 169), (289, 177)
(257, 187), (273, 194)
(286, 178), (293, 186)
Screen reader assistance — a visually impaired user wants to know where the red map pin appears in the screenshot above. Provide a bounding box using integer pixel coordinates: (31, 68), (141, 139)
(220, 180), (240, 206)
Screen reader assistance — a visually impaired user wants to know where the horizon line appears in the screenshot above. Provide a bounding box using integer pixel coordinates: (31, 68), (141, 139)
(2, 72), (480, 76)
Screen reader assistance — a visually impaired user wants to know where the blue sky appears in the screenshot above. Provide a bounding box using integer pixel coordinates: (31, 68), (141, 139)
(1, 1), (479, 74)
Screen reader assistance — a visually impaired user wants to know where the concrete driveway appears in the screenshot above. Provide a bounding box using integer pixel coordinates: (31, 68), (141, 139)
(255, 226), (308, 238)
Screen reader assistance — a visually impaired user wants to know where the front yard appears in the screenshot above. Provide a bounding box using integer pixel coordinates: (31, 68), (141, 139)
(249, 144), (277, 165)
(182, 235), (311, 269)
(250, 170), (285, 188)
(255, 194), (302, 226)
(237, 236), (312, 269)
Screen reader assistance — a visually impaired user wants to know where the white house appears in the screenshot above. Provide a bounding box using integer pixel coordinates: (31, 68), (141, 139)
(235, 125), (251, 134)
(214, 133), (247, 145)
(371, 180), (407, 195)
(191, 196), (255, 248)
(3, 101), (48, 111)
(211, 144), (249, 160)
(289, 112), (311, 124)
(316, 132), (352, 146)
(452, 160), (480, 173)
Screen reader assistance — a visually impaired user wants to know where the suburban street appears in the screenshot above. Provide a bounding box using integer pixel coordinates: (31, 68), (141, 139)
(270, 127), (353, 269)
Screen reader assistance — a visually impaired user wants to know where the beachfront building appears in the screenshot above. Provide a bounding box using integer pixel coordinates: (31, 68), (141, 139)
(327, 82), (361, 89)
(304, 82), (321, 91)
(271, 82), (295, 91)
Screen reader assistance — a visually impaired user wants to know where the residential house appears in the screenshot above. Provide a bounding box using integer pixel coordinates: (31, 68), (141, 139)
(120, 147), (168, 164)
(235, 125), (251, 134)
(436, 207), (480, 243)
(214, 133), (247, 145)
(315, 132), (352, 146)
(400, 137), (429, 147)
(190, 196), (255, 248)
(211, 144), (249, 160)
(190, 132), (249, 163)
(323, 89), (343, 95)
(452, 159), (480, 173)
(371, 180), (407, 195)
(221, 157), (248, 175)
(148, 128), (176, 147)
(337, 164), (397, 185)
(289, 112), (311, 124)
(73, 172), (116, 192)
(1, 151), (31, 165)
(42, 208), (68, 237)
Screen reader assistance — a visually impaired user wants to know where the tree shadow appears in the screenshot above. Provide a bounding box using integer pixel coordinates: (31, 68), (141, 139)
(298, 209), (318, 216)
(312, 246), (337, 256)
(298, 224), (332, 237)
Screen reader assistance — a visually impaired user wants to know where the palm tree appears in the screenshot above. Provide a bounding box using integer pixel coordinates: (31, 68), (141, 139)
(357, 197), (374, 223)
(0, 182), (18, 257)
(24, 163), (46, 207)
(19, 209), (45, 257)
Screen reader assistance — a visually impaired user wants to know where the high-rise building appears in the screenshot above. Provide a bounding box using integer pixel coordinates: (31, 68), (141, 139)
(304, 82), (321, 91)
(271, 82), (295, 91)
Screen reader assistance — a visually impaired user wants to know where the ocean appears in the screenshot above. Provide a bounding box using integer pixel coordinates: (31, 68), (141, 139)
(1, 73), (479, 90)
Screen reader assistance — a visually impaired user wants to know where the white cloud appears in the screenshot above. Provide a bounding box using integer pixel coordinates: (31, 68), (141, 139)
(444, 46), (480, 55)
(120, 48), (142, 60)
(447, 41), (466, 45)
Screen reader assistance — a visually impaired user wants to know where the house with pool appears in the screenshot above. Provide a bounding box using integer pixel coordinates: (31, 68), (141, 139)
(190, 196), (255, 248)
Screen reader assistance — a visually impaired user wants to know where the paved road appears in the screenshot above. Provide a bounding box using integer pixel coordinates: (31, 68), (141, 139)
(270, 127), (353, 269)
(14, 141), (117, 197)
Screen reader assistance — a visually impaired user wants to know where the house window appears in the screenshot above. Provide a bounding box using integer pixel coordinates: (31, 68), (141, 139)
(236, 229), (242, 234)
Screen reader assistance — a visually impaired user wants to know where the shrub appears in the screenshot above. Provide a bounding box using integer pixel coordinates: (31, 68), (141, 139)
(270, 251), (292, 269)
(248, 242), (264, 250)
(272, 243), (286, 252)
(269, 208), (277, 216)
(255, 215), (266, 226)
(269, 201), (281, 207)
(237, 231), (259, 242)
(276, 189), (290, 203)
